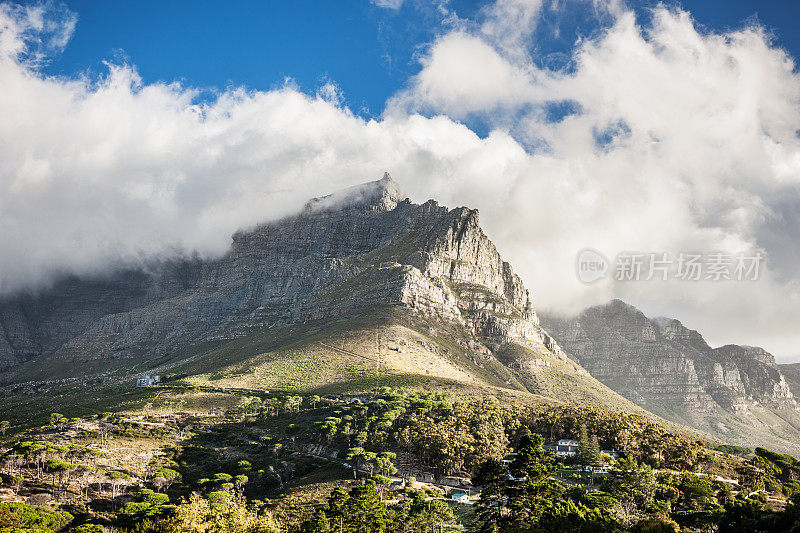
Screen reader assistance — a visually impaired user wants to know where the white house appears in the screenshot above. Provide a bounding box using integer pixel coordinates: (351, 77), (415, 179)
(451, 493), (471, 504)
(501, 452), (518, 464)
(543, 439), (580, 456)
(136, 375), (161, 387)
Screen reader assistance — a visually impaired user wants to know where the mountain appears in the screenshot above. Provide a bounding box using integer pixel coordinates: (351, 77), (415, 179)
(540, 299), (800, 453)
(781, 363), (800, 398)
(0, 174), (639, 415)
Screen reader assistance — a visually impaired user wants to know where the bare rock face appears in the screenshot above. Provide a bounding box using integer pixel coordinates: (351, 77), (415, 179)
(540, 299), (797, 415)
(0, 174), (558, 370)
(781, 363), (800, 398)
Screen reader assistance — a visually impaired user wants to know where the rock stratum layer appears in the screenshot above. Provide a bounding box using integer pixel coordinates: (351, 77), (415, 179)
(781, 363), (800, 399)
(0, 174), (558, 372)
(540, 300), (800, 451)
(540, 300), (795, 413)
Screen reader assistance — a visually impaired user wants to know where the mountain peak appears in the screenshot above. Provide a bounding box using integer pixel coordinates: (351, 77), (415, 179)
(652, 316), (712, 352)
(303, 172), (407, 213)
(0, 174), (556, 378)
(585, 298), (649, 324)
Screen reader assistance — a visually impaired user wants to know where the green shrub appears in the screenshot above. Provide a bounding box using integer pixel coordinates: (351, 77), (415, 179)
(0, 502), (73, 531)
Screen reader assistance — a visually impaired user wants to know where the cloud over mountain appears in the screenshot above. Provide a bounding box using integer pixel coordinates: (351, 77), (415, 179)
(0, 1), (799, 359)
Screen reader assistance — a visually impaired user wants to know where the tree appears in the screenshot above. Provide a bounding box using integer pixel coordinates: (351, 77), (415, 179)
(301, 484), (391, 533)
(371, 475), (392, 502)
(283, 395), (303, 413)
(473, 432), (565, 533)
(473, 458), (507, 533)
(106, 470), (131, 500)
(213, 472), (233, 488)
(98, 421), (115, 447)
(738, 462), (770, 494)
(9, 475), (24, 494)
(374, 452), (397, 478)
(577, 424), (602, 471)
(716, 482), (735, 505)
(49, 413), (66, 430)
(363, 452), (378, 477)
(166, 492), (280, 532)
(235, 474), (249, 495)
(603, 455), (657, 526)
(773, 492), (800, 532)
(0, 502), (73, 531)
(399, 491), (455, 533)
(302, 508), (332, 533)
(718, 497), (778, 533)
(346, 447), (367, 479)
(2, 453), (23, 477)
(319, 418), (340, 444)
(310, 395), (322, 409)
(537, 497), (620, 533)
(674, 473), (716, 511)
(118, 489), (174, 525)
(152, 468), (180, 492)
(73, 465), (94, 499)
(43, 458), (75, 499)
(505, 432), (564, 530)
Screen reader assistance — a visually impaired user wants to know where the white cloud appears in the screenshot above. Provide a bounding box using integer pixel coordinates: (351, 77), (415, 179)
(370, 0), (405, 10)
(1, 1), (800, 361)
(387, 31), (542, 117)
(0, 1), (75, 65)
(393, 3), (800, 360)
(480, 0), (543, 60)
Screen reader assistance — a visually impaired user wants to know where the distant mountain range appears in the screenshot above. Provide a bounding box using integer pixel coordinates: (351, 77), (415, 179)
(540, 300), (800, 453)
(1, 174), (798, 454)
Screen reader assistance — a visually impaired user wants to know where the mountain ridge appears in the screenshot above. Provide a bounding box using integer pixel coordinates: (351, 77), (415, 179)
(540, 299), (800, 452)
(3, 175), (798, 453)
(0, 174), (579, 407)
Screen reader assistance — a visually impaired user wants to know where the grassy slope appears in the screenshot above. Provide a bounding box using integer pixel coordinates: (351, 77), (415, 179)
(643, 399), (800, 457)
(169, 306), (649, 414)
(0, 303), (720, 450)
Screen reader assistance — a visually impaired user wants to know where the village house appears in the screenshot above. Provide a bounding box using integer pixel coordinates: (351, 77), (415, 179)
(543, 439), (580, 456)
(136, 375), (161, 387)
(451, 493), (471, 504)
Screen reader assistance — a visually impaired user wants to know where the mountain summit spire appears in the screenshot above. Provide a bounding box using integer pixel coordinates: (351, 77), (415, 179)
(304, 172), (407, 213)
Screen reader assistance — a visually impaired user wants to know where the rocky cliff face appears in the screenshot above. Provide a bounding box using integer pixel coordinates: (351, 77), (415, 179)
(780, 363), (800, 399)
(0, 174), (558, 372)
(540, 299), (796, 415)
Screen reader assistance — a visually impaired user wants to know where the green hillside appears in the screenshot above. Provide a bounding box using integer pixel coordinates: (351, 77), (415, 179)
(159, 306), (650, 415)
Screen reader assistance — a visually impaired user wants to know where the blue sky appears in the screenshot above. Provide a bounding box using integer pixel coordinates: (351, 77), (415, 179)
(39, 0), (800, 120)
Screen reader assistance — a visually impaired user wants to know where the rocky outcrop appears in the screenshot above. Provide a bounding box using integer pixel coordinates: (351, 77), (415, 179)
(540, 299), (797, 414)
(781, 363), (800, 398)
(0, 174), (558, 370)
